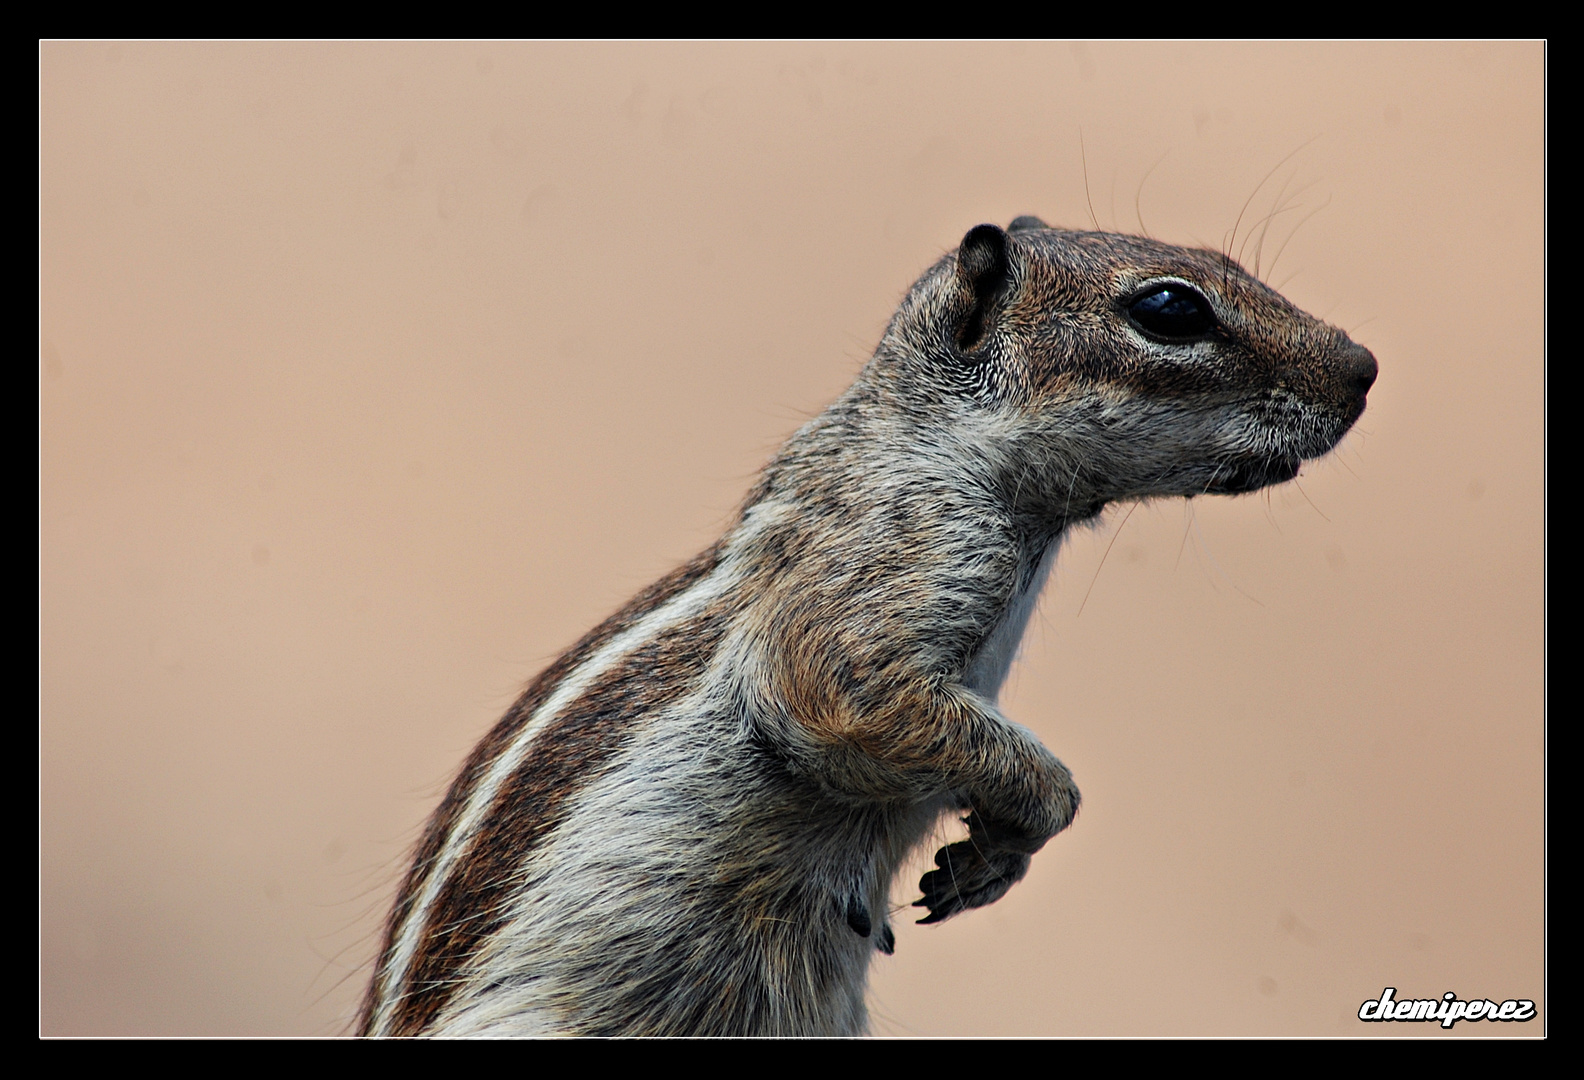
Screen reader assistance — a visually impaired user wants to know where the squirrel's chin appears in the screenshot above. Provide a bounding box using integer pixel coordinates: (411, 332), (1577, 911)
(1201, 454), (1303, 495)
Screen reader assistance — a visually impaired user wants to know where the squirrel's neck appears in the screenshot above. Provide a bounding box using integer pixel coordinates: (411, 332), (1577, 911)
(962, 528), (1064, 701)
(746, 390), (1086, 700)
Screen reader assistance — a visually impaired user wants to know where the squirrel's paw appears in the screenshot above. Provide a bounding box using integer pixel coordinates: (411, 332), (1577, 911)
(913, 834), (1031, 924)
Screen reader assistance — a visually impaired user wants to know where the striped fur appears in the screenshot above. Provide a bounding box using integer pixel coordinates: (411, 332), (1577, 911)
(360, 219), (1375, 1036)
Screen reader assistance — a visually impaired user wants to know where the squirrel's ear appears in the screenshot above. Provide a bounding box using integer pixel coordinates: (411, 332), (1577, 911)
(955, 224), (1012, 354)
(1007, 215), (1048, 232)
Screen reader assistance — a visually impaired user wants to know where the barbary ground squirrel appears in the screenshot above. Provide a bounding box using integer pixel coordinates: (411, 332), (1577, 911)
(360, 216), (1377, 1037)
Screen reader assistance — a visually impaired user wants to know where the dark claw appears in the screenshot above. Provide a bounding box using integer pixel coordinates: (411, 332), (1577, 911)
(845, 895), (871, 938)
(877, 924), (895, 955)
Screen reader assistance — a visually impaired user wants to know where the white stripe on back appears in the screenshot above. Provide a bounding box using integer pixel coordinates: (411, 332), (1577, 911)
(369, 558), (740, 1034)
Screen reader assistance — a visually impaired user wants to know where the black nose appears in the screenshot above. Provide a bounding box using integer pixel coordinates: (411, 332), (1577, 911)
(1336, 338), (1374, 397)
(1343, 343), (1378, 396)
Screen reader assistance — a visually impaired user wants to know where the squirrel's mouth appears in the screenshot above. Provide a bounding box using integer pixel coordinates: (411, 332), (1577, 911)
(1345, 389), (1370, 427)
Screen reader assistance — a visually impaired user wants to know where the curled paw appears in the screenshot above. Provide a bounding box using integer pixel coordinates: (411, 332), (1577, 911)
(913, 835), (1031, 924)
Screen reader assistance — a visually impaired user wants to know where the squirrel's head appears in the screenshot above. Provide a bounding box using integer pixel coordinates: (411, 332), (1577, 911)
(868, 218), (1377, 513)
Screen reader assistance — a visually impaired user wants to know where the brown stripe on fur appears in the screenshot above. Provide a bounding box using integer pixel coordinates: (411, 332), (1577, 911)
(374, 554), (735, 1035)
(358, 541), (725, 1035)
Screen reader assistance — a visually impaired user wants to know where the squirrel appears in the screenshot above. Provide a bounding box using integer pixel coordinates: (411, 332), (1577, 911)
(358, 216), (1377, 1037)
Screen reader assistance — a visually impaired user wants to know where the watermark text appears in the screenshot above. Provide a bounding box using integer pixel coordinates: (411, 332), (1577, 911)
(1357, 988), (1535, 1028)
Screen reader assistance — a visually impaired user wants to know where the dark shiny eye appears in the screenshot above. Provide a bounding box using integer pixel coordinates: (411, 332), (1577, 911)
(1126, 284), (1219, 341)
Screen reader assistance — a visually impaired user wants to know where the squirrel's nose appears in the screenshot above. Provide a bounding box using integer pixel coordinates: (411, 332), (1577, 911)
(1342, 343), (1378, 397)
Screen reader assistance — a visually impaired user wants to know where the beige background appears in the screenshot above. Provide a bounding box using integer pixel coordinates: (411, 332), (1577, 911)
(40, 42), (1543, 1036)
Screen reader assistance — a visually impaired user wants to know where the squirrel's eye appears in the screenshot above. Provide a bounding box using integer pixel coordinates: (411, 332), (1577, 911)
(1126, 284), (1218, 341)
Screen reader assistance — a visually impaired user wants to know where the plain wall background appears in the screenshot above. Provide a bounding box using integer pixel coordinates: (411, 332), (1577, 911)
(40, 41), (1543, 1036)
